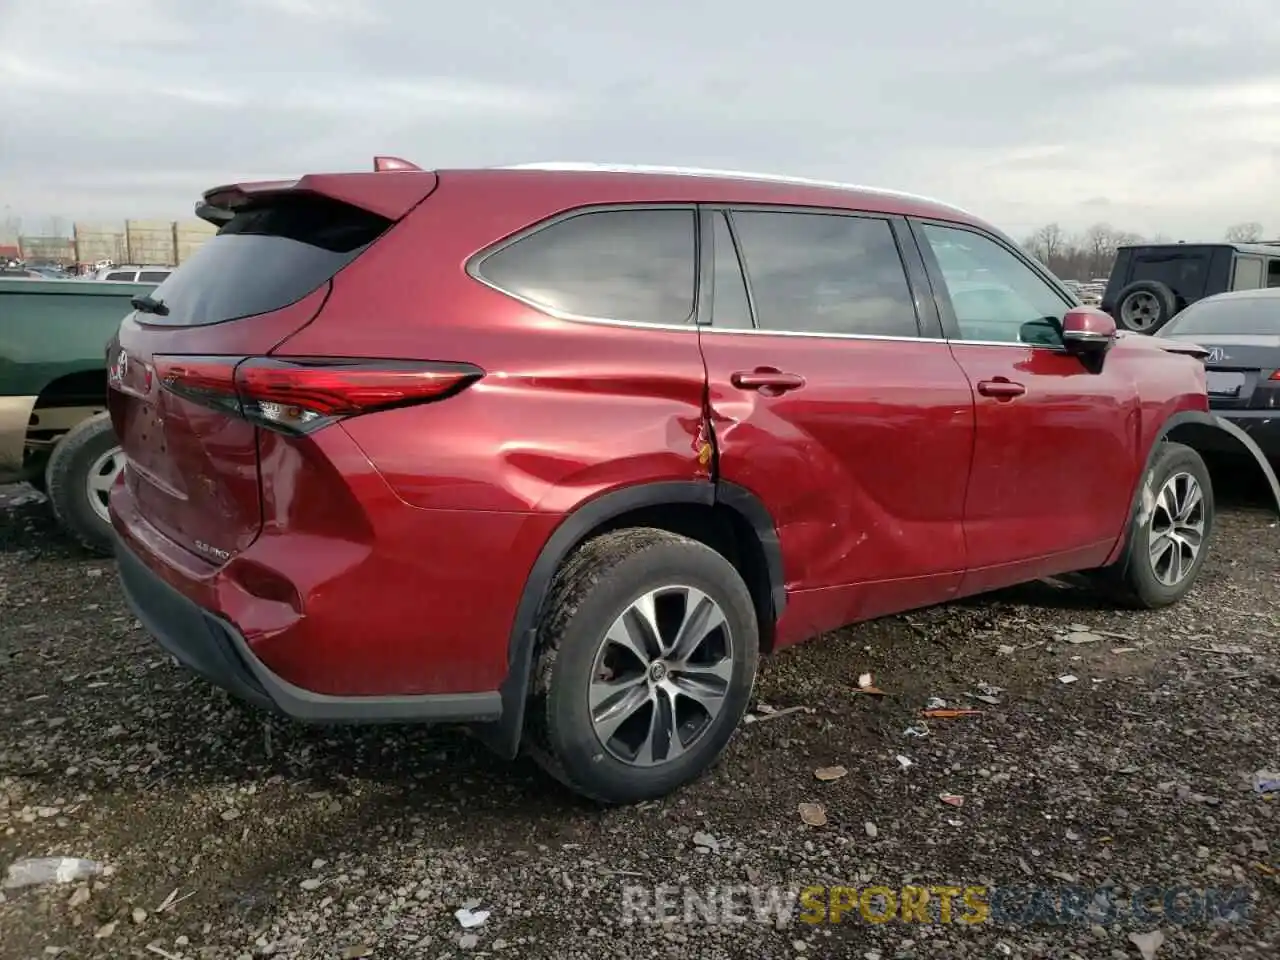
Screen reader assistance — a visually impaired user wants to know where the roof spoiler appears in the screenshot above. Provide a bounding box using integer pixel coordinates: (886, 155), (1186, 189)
(195, 201), (235, 227)
(196, 160), (437, 226)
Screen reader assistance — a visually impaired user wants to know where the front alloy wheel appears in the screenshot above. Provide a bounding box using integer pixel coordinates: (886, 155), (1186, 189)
(1088, 441), (1215, 609)
(1148, 471), (1205, 587)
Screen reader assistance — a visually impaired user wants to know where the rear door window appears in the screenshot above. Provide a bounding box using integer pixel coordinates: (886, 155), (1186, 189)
(140, 194), (392, 326)
(728, 210), (919, 337)
(477, 208), (696, 326)
(106, 271), (136, 282)
(138, 270), (170, 283)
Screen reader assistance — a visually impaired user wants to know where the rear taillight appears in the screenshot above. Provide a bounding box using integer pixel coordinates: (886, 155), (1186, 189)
(154, 356), (482, 435)
(1269, 370), (1280, 381)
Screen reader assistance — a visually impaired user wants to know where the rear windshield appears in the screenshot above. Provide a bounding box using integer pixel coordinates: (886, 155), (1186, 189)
(1163, 296), (1280, 336)
(141, 194), (392, 326)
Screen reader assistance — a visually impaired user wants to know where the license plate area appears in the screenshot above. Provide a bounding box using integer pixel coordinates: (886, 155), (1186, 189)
(1206, 371), (1245, 397)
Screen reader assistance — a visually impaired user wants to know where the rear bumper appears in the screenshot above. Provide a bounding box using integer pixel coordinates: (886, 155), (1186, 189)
(114, 535), (502, 725)
(116, 537), (277, 712)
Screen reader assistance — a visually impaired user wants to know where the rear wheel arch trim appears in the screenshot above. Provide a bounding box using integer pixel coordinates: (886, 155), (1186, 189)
(474, 479), (785, 759)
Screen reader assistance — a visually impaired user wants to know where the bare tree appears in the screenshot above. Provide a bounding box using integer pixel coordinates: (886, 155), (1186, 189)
(1224, 221), (1264, 243)
(1083, 223), (1117, 279)
(1019, 223), (1152, 281)
(1027, 222), (1066, 264)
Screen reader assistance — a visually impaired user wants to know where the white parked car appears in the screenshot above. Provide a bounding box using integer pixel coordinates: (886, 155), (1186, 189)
(94, 265), (174, 283)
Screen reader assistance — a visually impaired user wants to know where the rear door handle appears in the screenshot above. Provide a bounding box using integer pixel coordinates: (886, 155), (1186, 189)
(731, 368), (806, 393)
(976, 379), (1026, 400)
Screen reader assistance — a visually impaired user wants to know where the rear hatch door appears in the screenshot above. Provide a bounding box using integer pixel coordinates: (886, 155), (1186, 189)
(108, 175), (435, 562)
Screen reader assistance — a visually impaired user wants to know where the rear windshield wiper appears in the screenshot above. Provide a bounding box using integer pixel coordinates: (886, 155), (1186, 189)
(131, 295), (169, 316)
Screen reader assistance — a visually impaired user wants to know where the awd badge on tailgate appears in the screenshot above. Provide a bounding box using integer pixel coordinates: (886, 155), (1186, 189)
(193, 540), (231, 562)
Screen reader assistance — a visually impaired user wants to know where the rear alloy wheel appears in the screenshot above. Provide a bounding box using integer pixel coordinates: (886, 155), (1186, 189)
(45, 412), (122, 557)
(1096, 441), (1215, 608)
(589, 585), (735, 767)
(526, 528), (759, 804)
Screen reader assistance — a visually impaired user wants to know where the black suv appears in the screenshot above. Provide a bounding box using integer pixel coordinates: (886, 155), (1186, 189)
(1102, 241), (1280, 333)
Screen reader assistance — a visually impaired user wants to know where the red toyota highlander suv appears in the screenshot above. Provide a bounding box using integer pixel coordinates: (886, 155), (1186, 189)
(108, 159), (1222, 804)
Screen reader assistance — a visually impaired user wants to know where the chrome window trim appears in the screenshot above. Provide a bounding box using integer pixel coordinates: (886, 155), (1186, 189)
(466, 286), (1068, 351)
(466, 199), (1064, 352)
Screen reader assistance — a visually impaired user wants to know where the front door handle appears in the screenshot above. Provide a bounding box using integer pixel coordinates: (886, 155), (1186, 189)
(976, 378), (1026, 400)
(731, 368), (806, 394)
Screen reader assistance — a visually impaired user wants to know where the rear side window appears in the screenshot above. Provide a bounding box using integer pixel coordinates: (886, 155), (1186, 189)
(106, 271), (136, 282)
(729, 210), (919, 338)
(140, 195), (392, 326)
(138, 270), (170, 283)
(477, 209), (696, 326)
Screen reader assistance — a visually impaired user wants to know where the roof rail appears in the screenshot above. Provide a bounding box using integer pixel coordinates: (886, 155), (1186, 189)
(497, 161), (968, 214)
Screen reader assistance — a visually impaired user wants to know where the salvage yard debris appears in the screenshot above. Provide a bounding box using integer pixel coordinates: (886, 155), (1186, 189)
(743, 703), (815, 724)
(455, 904), (490, 928)
(1255, 770), (1280, 795)
(3, 857), (102, 890)
(854, 672), (887, 695)
(798, 803), (827, 826)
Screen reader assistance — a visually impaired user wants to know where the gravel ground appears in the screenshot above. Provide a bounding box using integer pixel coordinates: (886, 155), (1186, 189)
(1, 476), (1278, 960)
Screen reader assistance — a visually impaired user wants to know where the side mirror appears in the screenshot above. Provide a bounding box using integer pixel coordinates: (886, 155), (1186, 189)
(1061, 306), (1116, 354)
(1019, 317), (1062, 347)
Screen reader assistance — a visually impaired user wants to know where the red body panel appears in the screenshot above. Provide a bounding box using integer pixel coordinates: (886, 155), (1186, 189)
(947, 341), (1140, 594)
(698, 331), (975, 644)
(108, 165), (1213, 709)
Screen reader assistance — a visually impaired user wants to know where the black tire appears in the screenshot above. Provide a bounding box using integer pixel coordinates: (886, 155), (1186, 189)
(45, 412), (122, 557)
(1093, 441), (1215, 609)
(524, 528), (759, 804)
(1113, 280), (1178, 334)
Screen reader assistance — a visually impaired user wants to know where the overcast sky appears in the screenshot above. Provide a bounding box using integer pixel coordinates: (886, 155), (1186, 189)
(1, 0), (1277, 241)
